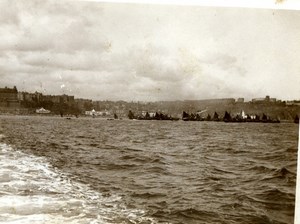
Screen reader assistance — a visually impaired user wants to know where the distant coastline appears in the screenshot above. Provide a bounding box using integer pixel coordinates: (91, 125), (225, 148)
(0, 86), (299, 122)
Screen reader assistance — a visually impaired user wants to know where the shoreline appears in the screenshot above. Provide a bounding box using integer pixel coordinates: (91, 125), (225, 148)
(0, 113), (297, 123)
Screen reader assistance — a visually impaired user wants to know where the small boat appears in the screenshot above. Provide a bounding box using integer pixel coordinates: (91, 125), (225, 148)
(36, 107), (51, 114)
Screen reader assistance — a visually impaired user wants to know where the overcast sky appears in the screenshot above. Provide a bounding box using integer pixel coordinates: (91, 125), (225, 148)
(0, 0), (299, 101)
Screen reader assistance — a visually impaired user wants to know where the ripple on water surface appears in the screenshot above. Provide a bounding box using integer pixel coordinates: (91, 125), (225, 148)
(0, 142), (156, 224)
(0, 116), (297, 224)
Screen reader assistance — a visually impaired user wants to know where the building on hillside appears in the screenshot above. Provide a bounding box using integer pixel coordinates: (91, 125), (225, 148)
(17, 92), (25, 101)
(237, 98), (244, 103)
(18, 91), (43, 103)
(196, 98), (236, 105)
(0, 86), (18, 101)
(24, 93), (37, 102)
(60, 94), (75, 105)
(141, 111), (156, 118)
(252, 97), (265, 103)
(75, 98), (93, 111)
(252, 96), (276, 103)
(0, 86), (20, 108)
(85, 109), (110, 116)
(286, 100), (300, 106)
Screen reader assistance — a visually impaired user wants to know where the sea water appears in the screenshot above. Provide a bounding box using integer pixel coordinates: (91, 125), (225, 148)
(0, 115), (298, 224)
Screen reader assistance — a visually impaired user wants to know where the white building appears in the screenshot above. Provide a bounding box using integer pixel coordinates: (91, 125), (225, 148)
(85, 109), (111, 116)
(241, 110), (247, 119)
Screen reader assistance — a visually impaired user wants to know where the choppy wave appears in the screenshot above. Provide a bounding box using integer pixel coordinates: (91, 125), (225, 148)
(0, 142), (156, 224)
(0, 116), (298, 224)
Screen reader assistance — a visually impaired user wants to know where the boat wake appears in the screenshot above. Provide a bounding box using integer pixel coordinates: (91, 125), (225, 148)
(0, 141), (156, 224)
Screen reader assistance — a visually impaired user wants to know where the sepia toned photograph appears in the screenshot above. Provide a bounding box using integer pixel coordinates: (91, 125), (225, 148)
(0, 0), (299, 223)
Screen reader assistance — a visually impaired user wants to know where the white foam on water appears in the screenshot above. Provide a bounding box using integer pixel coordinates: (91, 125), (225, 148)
(0, 142), (156, 224)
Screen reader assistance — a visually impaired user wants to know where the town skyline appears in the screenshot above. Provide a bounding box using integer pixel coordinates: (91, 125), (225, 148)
(2, 85), (300, 103)
(1, 85), (299, 122)
(0, 1), (299, 101)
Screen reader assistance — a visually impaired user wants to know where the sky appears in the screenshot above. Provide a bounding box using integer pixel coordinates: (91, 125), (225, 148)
(0, 0), (299, 101)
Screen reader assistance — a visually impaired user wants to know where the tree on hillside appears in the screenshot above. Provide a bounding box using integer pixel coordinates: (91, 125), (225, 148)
(223, 111), (232, 122)
(213, 112), (219, 121)
(145, 112), (150, 119)
(206, 114), (211, 121)
(128, 110), (135, 119)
